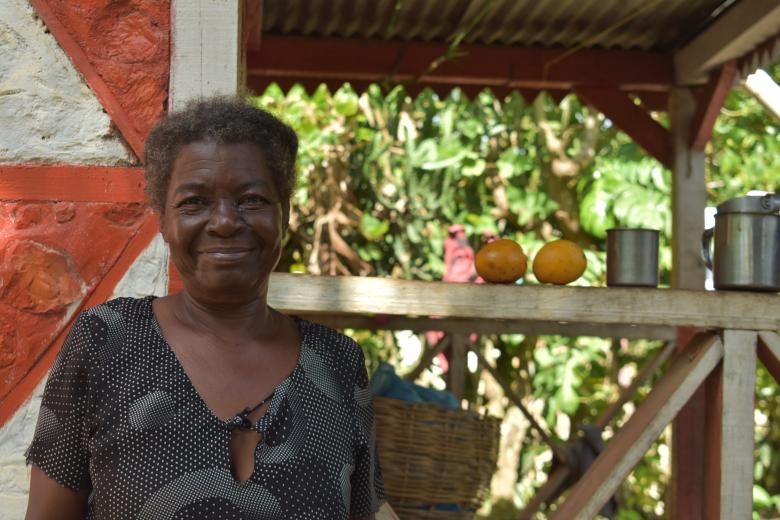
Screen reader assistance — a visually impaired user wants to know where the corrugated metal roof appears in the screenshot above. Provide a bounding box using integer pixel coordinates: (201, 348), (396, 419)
(262, 0), (730, 52)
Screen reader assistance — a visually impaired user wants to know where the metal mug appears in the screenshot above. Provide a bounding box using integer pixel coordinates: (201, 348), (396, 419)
(606, 228), (659, 287)
(701, 194), (780, 291)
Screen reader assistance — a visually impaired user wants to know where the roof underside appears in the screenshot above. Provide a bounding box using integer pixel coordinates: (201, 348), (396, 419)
(262, 0), (730, 52)
(249, 0), (780, 99)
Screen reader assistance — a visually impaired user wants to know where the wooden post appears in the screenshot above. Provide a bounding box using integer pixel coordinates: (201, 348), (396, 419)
(668, 86), (708, 520)
(719, 330), (757, 518)
(169, 0), (244, 110)
(167, 0), (244, 293)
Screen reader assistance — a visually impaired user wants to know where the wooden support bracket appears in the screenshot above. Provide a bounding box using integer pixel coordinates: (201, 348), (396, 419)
(758, 331), (780, 384)
(550, 333), (723, 519)
(690, 61), (738, 149)
(574, 87), (672, 169)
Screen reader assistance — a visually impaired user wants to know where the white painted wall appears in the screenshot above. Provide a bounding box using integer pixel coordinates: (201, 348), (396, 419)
(110, 233), (169, 300)
(0, 0), (133, 165)
(0, 380), (44, 520)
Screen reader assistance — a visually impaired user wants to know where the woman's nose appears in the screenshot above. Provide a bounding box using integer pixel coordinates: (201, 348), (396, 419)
(206, 200), (243, 236)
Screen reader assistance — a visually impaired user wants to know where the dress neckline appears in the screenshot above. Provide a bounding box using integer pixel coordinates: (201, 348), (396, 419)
(142, 295), (307, 431)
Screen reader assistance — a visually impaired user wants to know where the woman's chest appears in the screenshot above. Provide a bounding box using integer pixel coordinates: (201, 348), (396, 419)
(86, 367), (358, 519)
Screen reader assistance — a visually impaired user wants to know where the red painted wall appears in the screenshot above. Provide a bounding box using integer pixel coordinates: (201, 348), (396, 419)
(0, 0), (170, 423)
(35, 0), (170, 152)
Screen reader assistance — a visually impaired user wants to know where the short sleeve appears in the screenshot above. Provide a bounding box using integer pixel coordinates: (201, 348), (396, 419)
(26, 312), (102, 490)
(350, 346), (386, 518)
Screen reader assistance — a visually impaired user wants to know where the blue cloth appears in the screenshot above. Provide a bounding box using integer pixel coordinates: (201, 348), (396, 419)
(370, 363), (459, 410)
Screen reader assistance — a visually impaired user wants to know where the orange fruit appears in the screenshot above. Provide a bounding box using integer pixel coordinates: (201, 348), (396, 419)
(474, 239), (527, 283)
(532, 239), (587, 285)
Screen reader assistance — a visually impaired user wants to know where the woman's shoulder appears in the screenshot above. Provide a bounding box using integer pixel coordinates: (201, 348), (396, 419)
(296, 317), (368, 379)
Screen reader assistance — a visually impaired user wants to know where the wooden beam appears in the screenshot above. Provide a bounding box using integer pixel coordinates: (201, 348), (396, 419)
(703, 357), (723, 520)
(244, 0), (262, 52)
(575, 87), (672, 168)
(691, 61), (738, 149)
(550, 334), (723, 519)
(744, 69), (780, 122)
(716, 330), (757, 519)
(247, 36), (674, 93)
(670, 329), (708, 520)
(297, 314), (677, 341)
(758, 331), (780, 384)
(674, 0), (780, 85)
(670, 88), (706, 290)
(268, 274), (780, 331)
(0, 165), (146, 203)
(169, 0), (243, 110)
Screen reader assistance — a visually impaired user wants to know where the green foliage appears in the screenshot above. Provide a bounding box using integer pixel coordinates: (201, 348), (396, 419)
(250, 69), (780, 517)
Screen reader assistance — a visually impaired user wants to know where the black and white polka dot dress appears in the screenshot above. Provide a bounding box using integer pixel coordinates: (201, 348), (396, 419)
(26, 297), (385, 519)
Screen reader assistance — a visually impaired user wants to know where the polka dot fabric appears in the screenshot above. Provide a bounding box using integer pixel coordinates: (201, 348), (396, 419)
(26, 297), (385, 519)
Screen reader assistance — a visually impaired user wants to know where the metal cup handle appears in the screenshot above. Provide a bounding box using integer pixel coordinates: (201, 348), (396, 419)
(701, 227), (714, 271)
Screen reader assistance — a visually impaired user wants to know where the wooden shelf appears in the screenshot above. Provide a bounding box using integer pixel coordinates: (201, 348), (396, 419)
(268, 273), (780, 336)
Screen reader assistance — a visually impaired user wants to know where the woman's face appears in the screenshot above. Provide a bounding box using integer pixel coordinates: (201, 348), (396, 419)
(160, 141), (285, 306)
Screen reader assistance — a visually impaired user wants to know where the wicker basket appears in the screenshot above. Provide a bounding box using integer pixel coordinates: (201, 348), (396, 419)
(374, 396), (501, 519)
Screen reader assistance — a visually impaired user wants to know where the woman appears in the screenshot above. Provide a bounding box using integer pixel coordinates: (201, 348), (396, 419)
(25, 97), (385, 519)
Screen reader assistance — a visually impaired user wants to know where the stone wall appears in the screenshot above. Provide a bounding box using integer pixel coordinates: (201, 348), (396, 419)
(0, 1), (169, 516)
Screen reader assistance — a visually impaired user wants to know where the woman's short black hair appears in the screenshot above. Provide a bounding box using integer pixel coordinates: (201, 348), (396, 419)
(143, 96), (298, 216)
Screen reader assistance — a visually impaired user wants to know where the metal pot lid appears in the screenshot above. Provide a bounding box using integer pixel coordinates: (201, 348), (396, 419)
(716, 194), (779, 214)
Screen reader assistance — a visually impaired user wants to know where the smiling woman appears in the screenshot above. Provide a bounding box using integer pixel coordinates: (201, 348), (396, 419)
(24, 97), (385, 520)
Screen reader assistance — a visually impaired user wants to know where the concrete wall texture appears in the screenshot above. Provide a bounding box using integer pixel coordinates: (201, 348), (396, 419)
(0, 1), (170, 517)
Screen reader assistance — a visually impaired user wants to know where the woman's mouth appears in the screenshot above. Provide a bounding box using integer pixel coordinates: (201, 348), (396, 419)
(200, 248), (255, 262)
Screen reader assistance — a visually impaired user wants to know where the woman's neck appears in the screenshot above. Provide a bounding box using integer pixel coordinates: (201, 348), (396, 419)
(171, 290), (281, 345)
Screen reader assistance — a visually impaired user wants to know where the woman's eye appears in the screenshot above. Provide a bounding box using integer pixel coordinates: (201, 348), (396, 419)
(241, 195), (269, 207)
(177, 197), (207, 209)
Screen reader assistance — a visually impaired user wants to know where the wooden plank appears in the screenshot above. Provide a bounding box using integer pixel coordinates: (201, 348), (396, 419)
(550, 334), (723, 520)
(247, 36), (674, 93)
(674, 0), (780, 84)
(691, 61), (738, 149)
(297, 314), (677, 341)
(719, 330), (757, 519)
(267, 274), (780, 331)
(0, 165), (146, 203)
(757, 331), (780, 384)
(169, 0), (243, 110)
(574, 87), (672, 168)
